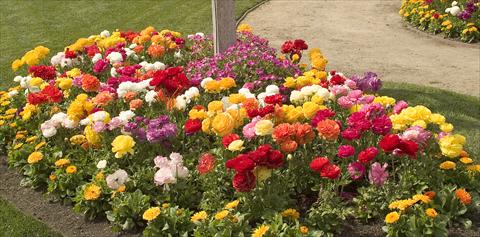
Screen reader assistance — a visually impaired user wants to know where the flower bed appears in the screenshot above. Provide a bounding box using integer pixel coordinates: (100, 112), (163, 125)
(399, 0), (479, 43)
(0, 25), (478, 236)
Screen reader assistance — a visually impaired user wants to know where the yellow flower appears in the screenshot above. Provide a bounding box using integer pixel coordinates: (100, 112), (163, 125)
(26, 136), (38, 143)
(219, 77), (236, 90)
(412, 120), (427, 129)
(11, 59), (24, 71)
(191, 211), (208, 222)
(228, 139), (244, 151)
(49, 174), (57, 181)
(466, 165), (480, 172)
(208, 100), (224, 112)
(143, 207), (161, 221)
(439, 134), (466, 158)
(302, 101), (320, 119)
(292, 54), (300, 62)
(225, 200), (240, 209)
(204, 80), (221, 93)
(429, 113), (445, 124)
(29, 77), (44, 87)
(111, 135), (135, 158)
(412, 194), (431, 204)
(13, 143), (23, 150)
(83, 184), (101, 200)
(385, 211), (400, 224)
(281, 208), (300, 219)
(374, 96), (396, 106)
(162, 203), (170, 208)
(67, 68), (81, 78)
(388, 199), (417, 211)
(440, 123), (453, 133)
(254, 119), (274, 136)
(459, 157), (473, 164)
(84, 125), (101, 145)
(95, 171), (105, 180)
(55, 158), (70, 167)
(284, 77), (297, 88)
(252, 225), (269, 237)
(35, 141), (46, 150)
(214, 210), (229, 220)
(58, 78), (73, 90)
(228, 93), (247, 104)
(211, 113), (234, 137)
(27, 152), (43, 164)
(189, 109), (207, 120)
(300, 226), (309, 234)
(425, 208), (438, 218)
(70, 135), (87, 145)
(237, 23), (252, 33)
(66, 165), (77, 174)
(439, 161), (456, 170)
(201, 117), (212, 134)
(253, 166), (272, 182)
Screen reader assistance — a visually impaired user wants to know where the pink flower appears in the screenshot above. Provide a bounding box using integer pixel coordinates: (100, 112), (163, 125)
(93, 59), (108, 74)
(347, 162), (365, 180)
(369, 162), (389, 186)
(242, 117), (260, 140)
(93, 121), (106, 132)
(337, 145), (355, 158)
(393, 100), (408, 114)
(330, 85), (348, 96)
(371, 115), (392, 135)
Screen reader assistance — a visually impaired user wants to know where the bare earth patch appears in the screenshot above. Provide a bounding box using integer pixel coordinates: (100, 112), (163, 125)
(0, 157), (138, 237)
(243, 0), (480, 97)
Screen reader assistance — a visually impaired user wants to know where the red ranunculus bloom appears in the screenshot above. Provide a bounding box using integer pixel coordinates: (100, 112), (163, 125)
(310, 157), (330, 173)
(265, 149), (284, 168)
(293, 39), (308, 50)
(281, 40), (294, 54)
(320, 164), (341, 179)
(337, 145), (355, 158)
(358, 147), (378, 164)
(27, 92), (48, 105)
(150, 66), (190, 95)
(28, 65), (56, 81)
(222, 133), (241, 147)
(264, 94), (283, 105)
(41, 84), (63, 103)
(379, 134), (401, 153)
(330, 74), (345, 85)
(184, 119), (202, 135)
(233, 171), (256, 192)
(394, 140), (419, 158)
(64, 48), (77, 59)
(226, 154), (255, 172)
(197, 153), (216, 175)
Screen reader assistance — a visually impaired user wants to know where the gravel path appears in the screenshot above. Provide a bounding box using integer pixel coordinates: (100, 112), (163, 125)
(243, 0), (480, 97)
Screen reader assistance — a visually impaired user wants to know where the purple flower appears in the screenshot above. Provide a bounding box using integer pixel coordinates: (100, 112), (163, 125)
(351, 72), (382, 93)
(347, 162), (365, 180)
(368, 162), (389, 187)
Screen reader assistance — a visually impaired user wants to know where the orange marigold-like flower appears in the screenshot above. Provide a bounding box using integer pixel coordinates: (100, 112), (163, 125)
(147, 44), (165, 58)
(424, 191), (436, 200)
(81, 74), (100, 92)
(455, 189), (472, 205)
(316, 119), (340, 141)
(93, 91), (113, 106)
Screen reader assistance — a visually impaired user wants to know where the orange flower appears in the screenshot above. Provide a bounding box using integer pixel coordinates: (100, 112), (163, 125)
(272, 123), (294, 142)
(455, 189), (472, 205)
(294, 123), (315, 144)
(147, 44), (165, 58)
(242, 98), (258, 111)
(129, 99), (143, 110)
(280, 140), (298, 153)
(124, 91), (137, 102)
(424, 191), (436, 200)
(133, 45), (144, 54)
(81, 74), (100, 92)
(93, 91), (113, 106)
(316, 119), (340, 141)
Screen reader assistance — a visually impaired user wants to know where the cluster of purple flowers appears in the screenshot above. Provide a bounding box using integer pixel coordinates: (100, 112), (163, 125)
(350, 72), (382, 93)
(123, 115), (177, 143)
(185, 32), (301, 86)
(458, 0), (478, 20)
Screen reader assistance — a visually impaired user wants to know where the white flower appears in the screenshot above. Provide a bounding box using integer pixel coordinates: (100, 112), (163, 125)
(106, 52), (123, 64)
(40, 122), (57, 138)
(265, 85), (279, 94)
(174, 51), (182, 58)
(100, 30), (110, 38)
(200, 77), (213, 88)
(50, 112), (68, 126)
(106, 169), (128, 190)
(92, 53), (102, 64)
(14, 76), (23, 83)
(153, 153), (189, 186)
(175, 95), (187, 110)
(153, 61), (166, 70)
(97, 160), (107, 169)
(110, 67), (118, 77)
(50, 52), (65, 66)
(450, 6), (461, 16)
(315, 87), (330, 100)
(184, 87), (199, 99)
(62, 119), (76, 129)
(145, 90), (157, 104)
(129, 43), (137, 49)
(118, 110), (135, 122)
(452, 1), (458, 6)
(196, 32), (205, 38)
(238, 88), (255, 99)
(290, 90), (303, 102)
(8, 90), (18, 97)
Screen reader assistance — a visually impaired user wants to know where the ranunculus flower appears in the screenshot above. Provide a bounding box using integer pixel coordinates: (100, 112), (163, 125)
(197, 153), (216, 175)
(184, 119), (202, 135)
(228, 139), (244, 151)
(232, 171), (256, 192)
(316, 119), (340, 140)
(222, 133), (241, 148)
(211, 113), (235, 137)
(320, 163), (341, 179)
(379, 134), (401, 153)
(255, 119), (274, 136)
(341, 128), (362, 140)
(347, 162), (365, 180)
(358, 147), (378, 164)
(310, 157), (330, 173)
(111, 135), (135, 158)
(106, 169), (128, 190)
(369, 162), (389, 186)
(337, 145), (355, 158)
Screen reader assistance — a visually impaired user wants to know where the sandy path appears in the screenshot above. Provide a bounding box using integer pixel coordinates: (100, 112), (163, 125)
(243, 0), (480, 97)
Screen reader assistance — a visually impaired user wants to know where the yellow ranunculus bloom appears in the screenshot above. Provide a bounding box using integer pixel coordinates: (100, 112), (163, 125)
(111, 135), (135, 158)
(214, 210), (229, 220)
(211, 113), (234, 137)
(208, 100), (224, 112)
(385, 211), (400, 224)
(439, 161), (456, 170)
(191, 211), (208, 222)
(254, 119), (274, 136)
(302, 101), (320, 119)
(227, 139), (244, 151)
(224, 200), (240, 209)
(143, 207), (161, 221)
(27, 151), (43, 164)
(425, 208), (438, 218)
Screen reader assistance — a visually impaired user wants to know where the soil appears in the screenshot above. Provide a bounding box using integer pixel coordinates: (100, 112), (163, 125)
(242, 0), (480, 97)
(0, 156), (139, 237)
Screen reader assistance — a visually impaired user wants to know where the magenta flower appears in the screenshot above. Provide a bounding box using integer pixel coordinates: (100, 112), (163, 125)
(338, 145), (355, 158)
(368, 162), (389, 186)
(347, 162), (365, 180)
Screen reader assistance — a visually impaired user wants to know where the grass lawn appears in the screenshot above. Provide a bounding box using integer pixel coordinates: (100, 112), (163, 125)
(0, 197), (62, 237)
(0, 0), (478, 235)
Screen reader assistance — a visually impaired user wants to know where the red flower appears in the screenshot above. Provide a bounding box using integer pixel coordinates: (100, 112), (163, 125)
(85, 45), (100, 58)
(184, 119), (202, 135)
(222, 133), (240, 148)
(337, 145), (355, 158)
(330, 74), (345, 85)
(264, 94), (283, 105)
(249, 144), (271, 166)
(310, 157), (330, 173)
(258, 105), (275, 117)
(265, 149), (284, 168)
(64, 48), (77, 59)
(28, 65), (56, 80)
(281, 40), (294, 54)
(395, 140), (419, 158)
(226, 154), (255, 172)
(233, 171), (256, 192)
(358, 147), (378, 164)
(293, 39), (308, 50)
(348, 112), (371, 131)
(41, 84), (63, 103)
(150, 66), (190, 95)
(320, 164), (341, 179)
(27, 92), (48, 105)
(341, 128), (362, 141)
(197, 153), (216, 175)
(379, 134), (401, 153)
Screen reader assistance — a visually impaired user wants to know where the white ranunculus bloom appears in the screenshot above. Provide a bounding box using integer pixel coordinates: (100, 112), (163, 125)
(100, 30), (110, 38)
(145, 90), (157, 104)
(97, 160), (107, 169)
(290, 90), (303, 102)
(106, 52), (123, 64)
(118, 110), (135, 122)
(265, 85), (279, 94)
(106, 169), (129, 190)
(8, 90), (18, 97)
(175, 96), (187, 110)
(14, 76), (23, 82)
(92, 53), (102, 64)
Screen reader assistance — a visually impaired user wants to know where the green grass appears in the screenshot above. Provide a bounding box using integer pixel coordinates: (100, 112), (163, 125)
(0, 0), (263, 89)
(0, 197), (62, 237)
(382, 82), (480, 157)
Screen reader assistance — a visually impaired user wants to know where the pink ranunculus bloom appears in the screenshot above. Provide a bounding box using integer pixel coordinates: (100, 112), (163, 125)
(242, 116), (260, 140)
(337, 96), (354, 109)
(393, 100), (408, 114)
(402, 125), (431, 146)
(93, 121), (107, 133)
(347, 161), (365, 180)
(344, 79), (357, 89)
(330, 85), (348, 96)
(369, 162), (389, 186)
(338, 145), (355, 158)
